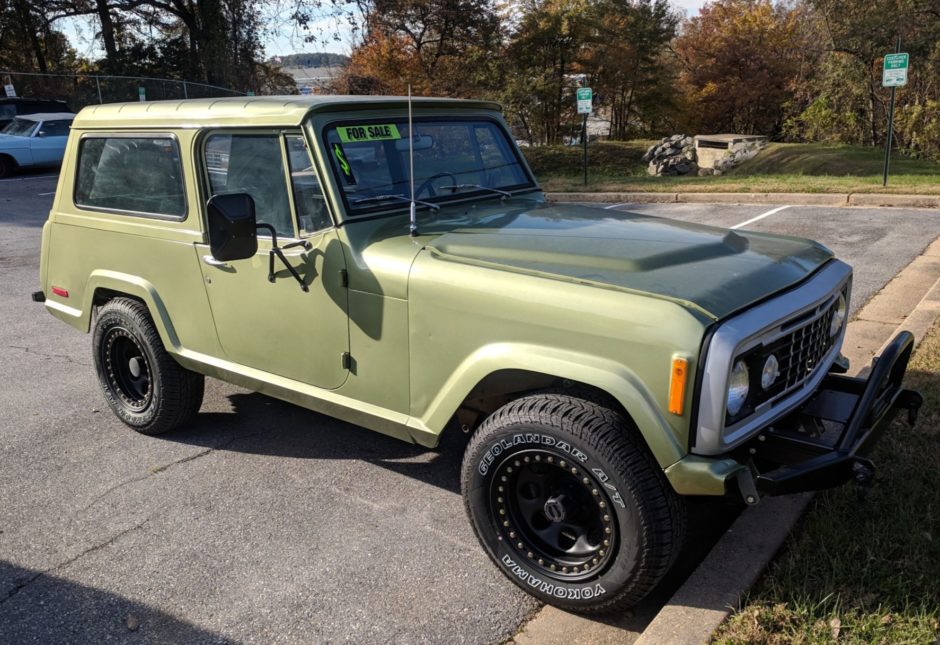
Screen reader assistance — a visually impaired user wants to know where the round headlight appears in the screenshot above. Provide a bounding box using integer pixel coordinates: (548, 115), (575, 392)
(726, 360), (750, 417)
(830, 293), (847, 337)
(761, 354), (779, 390)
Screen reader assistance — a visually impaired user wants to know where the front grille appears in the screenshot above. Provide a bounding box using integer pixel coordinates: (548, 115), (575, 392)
(776, 302), (837, 390)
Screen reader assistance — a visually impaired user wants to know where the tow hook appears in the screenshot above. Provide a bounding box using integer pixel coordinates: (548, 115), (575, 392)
(853, 458), (875, 501)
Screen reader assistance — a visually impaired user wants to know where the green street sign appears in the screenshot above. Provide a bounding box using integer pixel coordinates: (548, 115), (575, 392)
(576, 87), (592, 115)
(883, 53), (909, 87)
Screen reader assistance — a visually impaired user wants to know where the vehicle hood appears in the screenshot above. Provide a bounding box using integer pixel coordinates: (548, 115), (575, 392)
(420, 201), (833, 320)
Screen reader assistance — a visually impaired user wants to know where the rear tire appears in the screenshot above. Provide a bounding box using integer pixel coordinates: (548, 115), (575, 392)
(461, 393), (685, 613)
(92, 298), (204, 435)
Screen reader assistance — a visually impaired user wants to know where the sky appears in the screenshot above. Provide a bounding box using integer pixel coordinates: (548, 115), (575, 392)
(60, 1), (710, 60)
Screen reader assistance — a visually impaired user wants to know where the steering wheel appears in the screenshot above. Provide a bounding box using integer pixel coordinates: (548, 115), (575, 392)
(415, 172), (458, 198)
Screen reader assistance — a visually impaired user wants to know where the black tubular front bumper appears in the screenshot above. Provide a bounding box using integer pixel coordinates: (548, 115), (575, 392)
(735, 331), (922, 500)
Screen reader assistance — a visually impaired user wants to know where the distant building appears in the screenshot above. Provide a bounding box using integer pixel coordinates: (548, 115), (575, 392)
(276, 65), (344, 95)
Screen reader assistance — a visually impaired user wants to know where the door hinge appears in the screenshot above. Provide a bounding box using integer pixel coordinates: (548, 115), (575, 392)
(341, 352), (351, 369)
(339, 269), (349, 288)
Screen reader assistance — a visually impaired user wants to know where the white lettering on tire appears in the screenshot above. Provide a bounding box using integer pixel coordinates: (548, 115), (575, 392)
(479, 433), (589, 475)
(591, 467), (626, 508)
(501, 554), (606, 600)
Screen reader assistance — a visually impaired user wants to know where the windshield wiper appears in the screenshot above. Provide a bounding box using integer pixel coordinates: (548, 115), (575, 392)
(447, 184), (513, 198)
(352, 193), (440, 211)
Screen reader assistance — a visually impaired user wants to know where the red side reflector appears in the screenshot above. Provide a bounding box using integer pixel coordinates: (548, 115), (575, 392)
(51, 286), (69, 298)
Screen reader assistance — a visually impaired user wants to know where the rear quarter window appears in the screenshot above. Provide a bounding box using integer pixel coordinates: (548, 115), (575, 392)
(74, 136), (186, 218)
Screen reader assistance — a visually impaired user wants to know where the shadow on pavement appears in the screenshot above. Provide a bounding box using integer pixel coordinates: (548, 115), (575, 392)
(159, 390), (742, 633)
(0, 561), (229, 644)
(161, 391), (470, 495)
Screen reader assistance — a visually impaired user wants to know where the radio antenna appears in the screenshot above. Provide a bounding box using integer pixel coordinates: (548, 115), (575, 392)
(408, 84), (418, 237)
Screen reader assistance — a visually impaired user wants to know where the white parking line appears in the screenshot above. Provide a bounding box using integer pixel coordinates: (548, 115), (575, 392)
(603, 202), (633, 210)
(0, 174), (58, 182)
(730, 205), (791, 230)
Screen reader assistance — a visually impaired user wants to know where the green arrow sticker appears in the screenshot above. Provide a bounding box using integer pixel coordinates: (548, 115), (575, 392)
(332, 143), (356, 185)
(338, 124), (401, 143)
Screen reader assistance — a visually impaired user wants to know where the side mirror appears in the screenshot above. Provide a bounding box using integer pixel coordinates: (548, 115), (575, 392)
(207, 193), (258, 261)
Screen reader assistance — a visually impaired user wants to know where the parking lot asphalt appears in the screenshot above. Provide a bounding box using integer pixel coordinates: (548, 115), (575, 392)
(2, 173), (939, 644)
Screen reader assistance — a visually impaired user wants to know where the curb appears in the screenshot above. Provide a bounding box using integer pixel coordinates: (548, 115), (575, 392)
(635, 236), (940, 645)
(546, 191), (940, 209)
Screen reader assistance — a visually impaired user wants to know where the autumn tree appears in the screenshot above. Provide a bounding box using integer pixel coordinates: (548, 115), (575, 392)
(335, 0), (502, 96)
(674, 0), (813, 136)
(501, 0), (594, 144)
(583, 0), (680, 139)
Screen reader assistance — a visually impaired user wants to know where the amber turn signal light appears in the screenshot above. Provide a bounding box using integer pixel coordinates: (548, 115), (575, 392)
(668, 357), (688, 415)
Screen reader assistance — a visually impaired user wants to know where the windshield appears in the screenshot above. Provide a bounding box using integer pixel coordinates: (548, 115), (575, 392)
(322, 118), (534, 215)
(2, 118), (38, 137)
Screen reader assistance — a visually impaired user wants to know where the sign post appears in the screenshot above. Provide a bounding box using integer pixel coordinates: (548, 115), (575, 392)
(576, 87), (592, 186)
(882, 42), (907, 186)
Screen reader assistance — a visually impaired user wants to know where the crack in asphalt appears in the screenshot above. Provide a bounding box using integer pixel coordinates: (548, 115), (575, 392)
(0, 519), (150, 608)
(6, 344), (91, 367)
(80, 432), (260, 513)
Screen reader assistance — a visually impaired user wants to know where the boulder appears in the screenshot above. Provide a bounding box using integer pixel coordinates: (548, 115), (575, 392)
(643, 134), (699, 177)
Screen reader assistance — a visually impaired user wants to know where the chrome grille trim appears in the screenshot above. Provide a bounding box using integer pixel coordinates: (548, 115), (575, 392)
(778, 302), (836, 390)
(693, 260), (852, 456)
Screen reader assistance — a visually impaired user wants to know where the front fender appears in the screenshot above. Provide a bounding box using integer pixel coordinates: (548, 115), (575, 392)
(409, 342), (686, 468)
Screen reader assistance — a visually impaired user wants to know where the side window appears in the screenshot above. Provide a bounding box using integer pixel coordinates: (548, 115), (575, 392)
(285, 135), (332, 233)
(204, 133), (294, 239)
(75, 136), (186, 218)
(41, 120), (71, 137)
(474, 125), (528, 187)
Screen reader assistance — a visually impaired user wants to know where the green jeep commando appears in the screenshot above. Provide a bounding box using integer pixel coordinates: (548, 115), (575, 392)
(34, 96), (922, 613)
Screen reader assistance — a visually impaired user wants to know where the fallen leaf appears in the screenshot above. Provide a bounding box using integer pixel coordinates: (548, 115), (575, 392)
(830, 617), (841, 640)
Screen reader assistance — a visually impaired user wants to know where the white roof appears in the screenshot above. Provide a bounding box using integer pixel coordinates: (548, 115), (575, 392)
(18, 112), (76, 122)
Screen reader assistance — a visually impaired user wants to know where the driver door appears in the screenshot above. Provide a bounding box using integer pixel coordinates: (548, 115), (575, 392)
(195, 130), (349, 389)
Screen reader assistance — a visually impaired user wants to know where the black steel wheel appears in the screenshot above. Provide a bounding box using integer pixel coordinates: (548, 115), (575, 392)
(491, 449), (617, 582)
(92, 297), (204, 435)
(101, 327), (153, 411)
(461, 393), (685, 613)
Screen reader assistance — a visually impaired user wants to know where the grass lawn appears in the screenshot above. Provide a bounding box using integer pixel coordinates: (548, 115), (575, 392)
(524, 142), (940, 194)
(713, 322), (940, 644)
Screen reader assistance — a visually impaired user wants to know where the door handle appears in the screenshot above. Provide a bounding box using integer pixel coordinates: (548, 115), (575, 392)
(202, 255), (230, 268)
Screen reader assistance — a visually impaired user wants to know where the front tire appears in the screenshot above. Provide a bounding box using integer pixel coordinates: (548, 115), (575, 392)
(0, 156), (16, 179)
(92, 298), (204, 435)
(461, 393), (685, 613)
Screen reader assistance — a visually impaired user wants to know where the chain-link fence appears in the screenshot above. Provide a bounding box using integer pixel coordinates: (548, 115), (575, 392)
(1, 71), (247, 112)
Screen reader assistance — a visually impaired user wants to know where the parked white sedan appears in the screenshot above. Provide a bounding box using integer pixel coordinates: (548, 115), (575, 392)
(0, 112), (75, 178)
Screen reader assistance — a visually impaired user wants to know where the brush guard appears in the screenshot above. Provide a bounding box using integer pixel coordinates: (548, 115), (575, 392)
(735, 331), (922, 503)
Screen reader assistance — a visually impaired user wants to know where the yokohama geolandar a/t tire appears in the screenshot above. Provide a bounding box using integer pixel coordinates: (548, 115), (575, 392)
(461, 393), (685, 613)
(92, 298), (204, 435)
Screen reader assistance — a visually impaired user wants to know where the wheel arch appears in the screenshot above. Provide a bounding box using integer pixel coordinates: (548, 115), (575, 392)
(410, 343), (686, 468)
(82, 271), (181, 353)
(0, 153), (19, 174)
